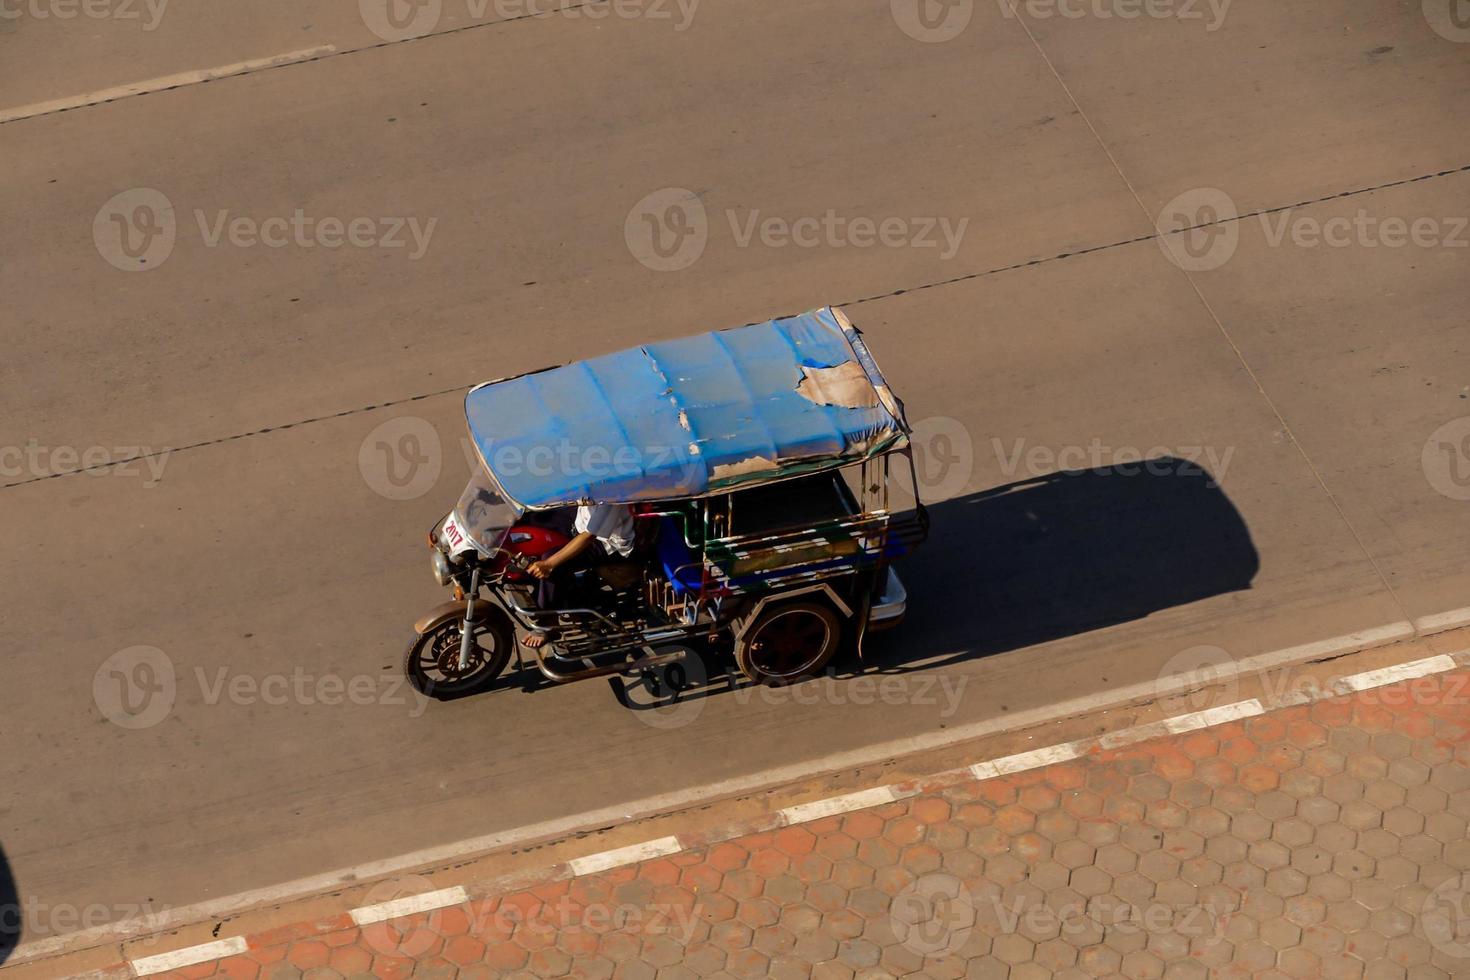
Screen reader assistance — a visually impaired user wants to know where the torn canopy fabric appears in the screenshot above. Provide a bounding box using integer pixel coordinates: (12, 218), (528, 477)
(464, 306), (910, 509)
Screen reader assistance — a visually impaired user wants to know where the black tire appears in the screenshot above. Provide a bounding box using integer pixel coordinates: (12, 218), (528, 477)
(735, 601), (842, 685)
(403, 613), (513, 700)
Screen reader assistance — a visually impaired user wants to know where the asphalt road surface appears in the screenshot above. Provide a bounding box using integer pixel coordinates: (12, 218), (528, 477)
(2, 0), (1468, 952)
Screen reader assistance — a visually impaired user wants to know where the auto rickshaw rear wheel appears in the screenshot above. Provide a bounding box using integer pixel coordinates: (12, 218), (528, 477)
(735, 601), (842, 685)
(403, 616), (513, 699)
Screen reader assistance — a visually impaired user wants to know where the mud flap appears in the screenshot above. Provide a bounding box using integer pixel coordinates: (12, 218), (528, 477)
(848, 567), (879, 662)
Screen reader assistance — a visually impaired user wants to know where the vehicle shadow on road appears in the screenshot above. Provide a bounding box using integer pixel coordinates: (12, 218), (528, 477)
(1, 843), (18, 964)
(866, 458), (1259, 670)
(606, 458), (1259, 712)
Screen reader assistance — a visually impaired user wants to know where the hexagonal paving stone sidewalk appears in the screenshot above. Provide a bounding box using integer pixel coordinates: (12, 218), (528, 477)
(151, 668), (1470, 979)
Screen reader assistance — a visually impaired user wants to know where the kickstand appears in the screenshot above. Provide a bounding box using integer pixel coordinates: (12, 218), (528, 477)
(606, 674), (633, 708)
(511, 643), (537, 692)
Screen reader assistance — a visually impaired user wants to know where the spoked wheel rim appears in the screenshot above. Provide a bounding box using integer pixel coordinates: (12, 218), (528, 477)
(746, 608), (834, 681)
(413, 622), (502, 694)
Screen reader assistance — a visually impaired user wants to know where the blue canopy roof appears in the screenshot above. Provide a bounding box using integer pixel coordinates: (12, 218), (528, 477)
(465, 307), (909, 509)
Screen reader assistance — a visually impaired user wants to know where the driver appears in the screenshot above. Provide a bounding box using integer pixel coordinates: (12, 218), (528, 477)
(523, 502), (635, 648)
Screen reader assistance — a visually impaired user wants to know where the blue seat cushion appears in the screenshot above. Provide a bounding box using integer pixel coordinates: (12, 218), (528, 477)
(657, 516), (703, 596)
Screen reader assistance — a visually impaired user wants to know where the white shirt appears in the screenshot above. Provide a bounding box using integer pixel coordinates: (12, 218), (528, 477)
(575, 504), (635, 557)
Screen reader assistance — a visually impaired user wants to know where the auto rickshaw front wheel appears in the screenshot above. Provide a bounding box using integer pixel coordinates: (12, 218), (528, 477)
(735, 601), (842, 685)
(403, 616), (513, 699)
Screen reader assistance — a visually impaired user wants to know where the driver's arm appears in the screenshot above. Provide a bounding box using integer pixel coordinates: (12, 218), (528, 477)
(529, 532), (595, 578)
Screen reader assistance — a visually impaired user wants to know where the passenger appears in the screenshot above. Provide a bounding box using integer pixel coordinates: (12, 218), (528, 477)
(523, 502), (636, 648)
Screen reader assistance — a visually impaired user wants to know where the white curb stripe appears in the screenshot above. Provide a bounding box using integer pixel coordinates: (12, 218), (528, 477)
(1138, 623), (1413, 707)
(1100, 700), (1263, 750)
(113, 650), (1467, 976)
(1164, 700), (1264, 733)
(1414, 607), (1470, 636)
(567, 836), (682, 875)
(1331, 655), (1458, 694)
(130, 936), (246, 975)
(15, 617), (1467, 969)
(972, 741), (1085, 780)
(0, 45), (336, 124)
(780, 787), (897, 824)
(1243, 622), (1415, 668)
(349, 886), (469, 926)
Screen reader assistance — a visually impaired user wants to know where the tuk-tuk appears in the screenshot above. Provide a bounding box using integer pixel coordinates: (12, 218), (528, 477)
(405, 306), (928, 699)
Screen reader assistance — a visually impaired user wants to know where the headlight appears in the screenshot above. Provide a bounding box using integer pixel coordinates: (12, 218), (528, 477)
(431, 550), (454, 587)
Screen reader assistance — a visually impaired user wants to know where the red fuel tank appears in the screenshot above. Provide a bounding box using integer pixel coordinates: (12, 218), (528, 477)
(491, 524), (572, 581)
